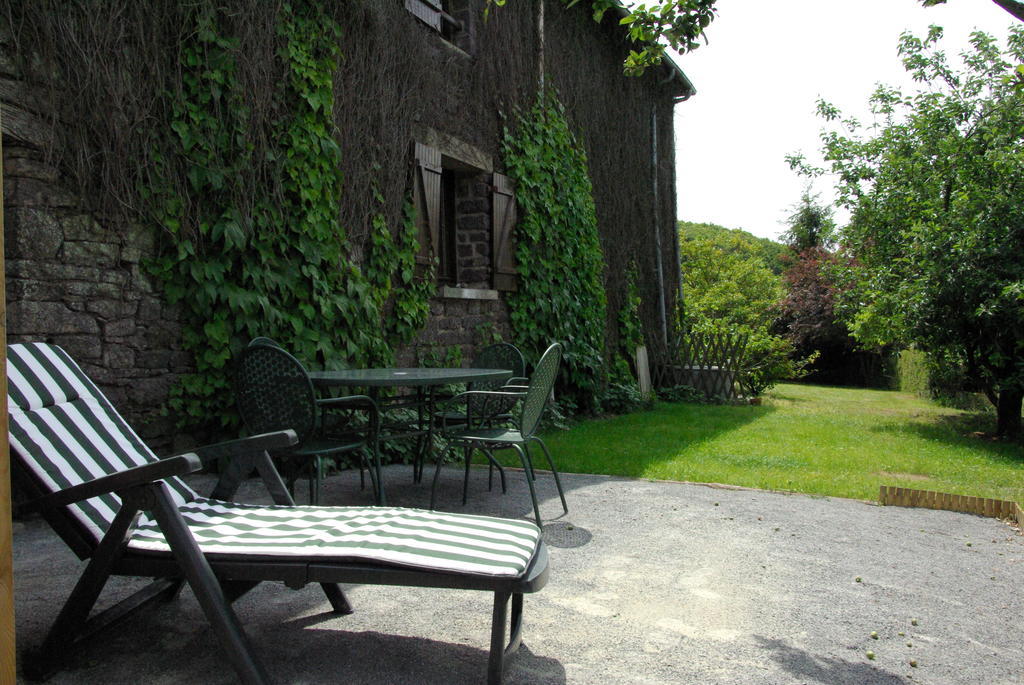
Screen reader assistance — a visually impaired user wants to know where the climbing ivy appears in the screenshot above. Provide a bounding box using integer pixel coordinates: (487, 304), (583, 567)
(618, 260), (644, 365)
(501, 89), (608, 411)
(147, 3), (428, 429)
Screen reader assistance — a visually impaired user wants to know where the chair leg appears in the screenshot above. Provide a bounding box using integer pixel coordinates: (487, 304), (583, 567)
(462, 446), (473, 505)
(481, 449), (507, 494)
(319, 583), (354, 615)
(25, 504), (141, 679)
(530, 436), (568, 515)
(309, 455), (323, 506)
(512, 444), (542, 526)
(487, 591), (525, 685)
(370, 435), (386, 506)
(253, 450), (296, 506)
(148, 482), (270, 685)
(429, 441), (453, 510)
(487, 590), (511, 685)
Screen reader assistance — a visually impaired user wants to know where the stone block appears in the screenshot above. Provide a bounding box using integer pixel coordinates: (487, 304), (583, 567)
(6, 300), (99, 336)
(54, 335), (103, 361)
(103, 318), (136, 338)
(130, 264), (156, 294)
(461, 268), (487, 284)
(121, 223), (156, 263)
(86, 298), (137, 320)
(60, 214), (103, 241)
(10, 177), (78, 208)
(29, 261), (103, 283)
(104, 344), (135, 370)
(63, 240), (119, 268)
(102, 384), (130, 409)
(127, 376), (173, 407)
(170, 351), (193, 370)
(137, 296), (163, 323)
(7, 278), (65, 301)
(65, 280), (125, 300)
(457, 198), (489, 214)
(79, 362), (115, 385)
(2, 154), (59, 182)
(459, 215), (487, 232)
(137, 349), (172, 369)
(5, 206), (63, 260)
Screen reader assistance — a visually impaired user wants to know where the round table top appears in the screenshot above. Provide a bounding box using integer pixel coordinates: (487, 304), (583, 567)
(308, 367), (512, 388)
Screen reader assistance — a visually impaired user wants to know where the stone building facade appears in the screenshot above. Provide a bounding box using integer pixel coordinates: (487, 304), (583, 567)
(1, 1), (694, 448)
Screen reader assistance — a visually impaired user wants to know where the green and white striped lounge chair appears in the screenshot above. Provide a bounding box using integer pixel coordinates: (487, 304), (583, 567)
(8, 342), (549, 685)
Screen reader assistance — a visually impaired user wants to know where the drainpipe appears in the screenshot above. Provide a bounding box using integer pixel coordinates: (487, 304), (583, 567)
(651, 105), (668, 347)
(537, 0), (545, 89)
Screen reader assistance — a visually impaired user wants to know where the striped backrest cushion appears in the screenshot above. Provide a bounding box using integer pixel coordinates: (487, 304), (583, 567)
(7, 343), (197, 543)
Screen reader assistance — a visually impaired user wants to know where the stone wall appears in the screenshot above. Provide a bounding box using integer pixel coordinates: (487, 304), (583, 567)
(404, 294), (511, 367)
(454, 175), (491, 289)
(3, 142), (191, 451)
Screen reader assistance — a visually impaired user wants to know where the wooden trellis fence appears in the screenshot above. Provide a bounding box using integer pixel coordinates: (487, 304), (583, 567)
(650, 330), (749, 401)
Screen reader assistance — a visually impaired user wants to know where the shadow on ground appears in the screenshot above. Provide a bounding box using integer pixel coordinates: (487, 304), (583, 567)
(755, 636), (907, 685)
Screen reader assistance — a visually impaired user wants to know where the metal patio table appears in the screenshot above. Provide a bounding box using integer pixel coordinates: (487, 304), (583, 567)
(307, 367), (513, 501)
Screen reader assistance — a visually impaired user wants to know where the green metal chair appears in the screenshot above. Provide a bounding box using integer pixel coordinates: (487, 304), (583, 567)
(432, 342), (568, 526)
(234, 341), (383, 505)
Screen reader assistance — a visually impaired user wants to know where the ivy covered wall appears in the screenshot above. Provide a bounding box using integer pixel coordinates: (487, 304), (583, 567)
(1, 0), (688, 444)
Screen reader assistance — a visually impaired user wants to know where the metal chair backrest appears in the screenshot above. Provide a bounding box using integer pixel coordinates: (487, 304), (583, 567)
(517, 343), (562, 439)
(469, 343), (526, 417)
(247, 336), (281, 348)
(234, 343), (317, 449)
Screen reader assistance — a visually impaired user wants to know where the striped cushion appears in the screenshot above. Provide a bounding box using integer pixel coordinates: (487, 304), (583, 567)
(7, 343), (197, 542)
(129, 501), (541, 577)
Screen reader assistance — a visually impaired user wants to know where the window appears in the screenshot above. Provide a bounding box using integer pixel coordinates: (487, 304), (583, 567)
(412, 142), (517, 292)
(405, 0), (475, 53)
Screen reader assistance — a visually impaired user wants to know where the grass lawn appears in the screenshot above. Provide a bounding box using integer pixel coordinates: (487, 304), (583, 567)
(497, 383), (1024, 504)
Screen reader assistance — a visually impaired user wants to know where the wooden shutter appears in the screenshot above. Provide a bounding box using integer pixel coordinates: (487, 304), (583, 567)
(413, 142), (442, 267)
(492, 172), (517, 292)
(405, 0), (442, 31)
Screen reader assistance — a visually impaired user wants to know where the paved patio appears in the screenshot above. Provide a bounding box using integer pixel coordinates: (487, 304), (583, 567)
(12, 464), (1024, 684)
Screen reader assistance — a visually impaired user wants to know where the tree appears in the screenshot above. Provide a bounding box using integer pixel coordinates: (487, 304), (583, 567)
(678, 222), (801, 393)
(801, 26), (1024, 437)
(922, 0), (1024, 23)
(775, 192), (868, 385)
(487, 0), (717, 74)
(782, 188), (836, 253)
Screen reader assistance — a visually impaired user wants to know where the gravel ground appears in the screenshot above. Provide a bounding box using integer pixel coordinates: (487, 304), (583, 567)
(12, 464), (1024, 684)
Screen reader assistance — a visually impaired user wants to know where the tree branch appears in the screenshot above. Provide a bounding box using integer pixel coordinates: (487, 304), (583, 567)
(992, 0), (1024, 23)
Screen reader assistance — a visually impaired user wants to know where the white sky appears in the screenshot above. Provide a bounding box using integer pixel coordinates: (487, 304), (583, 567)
(672, 0), (1016, 240)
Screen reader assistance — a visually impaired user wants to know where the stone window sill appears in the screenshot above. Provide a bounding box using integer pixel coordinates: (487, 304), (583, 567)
(439, 286), (499, 301)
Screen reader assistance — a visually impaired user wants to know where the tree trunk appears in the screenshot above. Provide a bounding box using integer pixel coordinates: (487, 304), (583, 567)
(995, 385), (1023, 439)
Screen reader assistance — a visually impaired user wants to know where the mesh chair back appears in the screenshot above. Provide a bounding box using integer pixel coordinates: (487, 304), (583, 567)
(6, 343), (197, 545)
(469, 343), (526, 417)
(234, 343), (318, 448)
(518, 343), (562, 438)
(247, 336), (281, 348)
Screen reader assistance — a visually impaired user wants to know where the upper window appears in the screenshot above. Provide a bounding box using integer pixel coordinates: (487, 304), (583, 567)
(411, 142), (517, 292)
(405, 0), (475, 53)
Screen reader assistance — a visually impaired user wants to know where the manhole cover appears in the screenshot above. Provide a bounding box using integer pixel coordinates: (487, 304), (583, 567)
(542, 522), (592, 548)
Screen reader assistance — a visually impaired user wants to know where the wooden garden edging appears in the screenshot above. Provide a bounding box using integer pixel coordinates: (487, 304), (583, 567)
(879, 486), (1024, 529)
